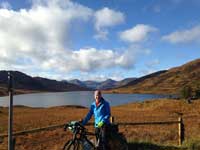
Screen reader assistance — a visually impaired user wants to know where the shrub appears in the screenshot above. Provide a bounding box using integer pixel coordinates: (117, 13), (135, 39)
(180, 85), (192, 99)
(185, 139), (200, 150)
(194, 84), (200, 98)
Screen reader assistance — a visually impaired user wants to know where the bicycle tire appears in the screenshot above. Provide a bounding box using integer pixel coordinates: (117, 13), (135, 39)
(63, 139), (83, 150)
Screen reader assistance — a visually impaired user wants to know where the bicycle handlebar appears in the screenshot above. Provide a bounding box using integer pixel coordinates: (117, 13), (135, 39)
(64, 121), (86, 132)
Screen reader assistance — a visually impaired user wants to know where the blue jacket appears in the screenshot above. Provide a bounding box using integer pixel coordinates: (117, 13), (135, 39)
(82, 98), (111, 127)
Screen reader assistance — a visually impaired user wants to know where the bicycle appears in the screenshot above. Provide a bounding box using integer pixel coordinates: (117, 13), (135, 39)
(63, 121), (97, 150)
(63, 121), (128, 150)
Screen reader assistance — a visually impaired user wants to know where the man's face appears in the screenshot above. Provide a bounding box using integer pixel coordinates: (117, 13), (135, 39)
(94, 91), (101, 102)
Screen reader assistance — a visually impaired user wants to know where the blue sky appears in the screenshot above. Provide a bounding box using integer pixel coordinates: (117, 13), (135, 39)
(0, 0), (199, 81)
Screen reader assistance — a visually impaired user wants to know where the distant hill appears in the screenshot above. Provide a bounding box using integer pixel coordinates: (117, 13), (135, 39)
(2, 58), (199, 96)
(109, 59), (200, 94)
(67, 78), (137, 90)
(68, 80), (100, 89)
(0, 71), (91, 96)
(96, 78), (138, 89)
(115, 77), (137, 87)
(96, 79), (118, 89)
(83, 80), (100, 89)
(67, 79), (87, 88)
(122, 71), (167, 88)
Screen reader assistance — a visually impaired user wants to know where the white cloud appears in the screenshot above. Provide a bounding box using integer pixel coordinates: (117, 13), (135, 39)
(0, 0), (92, 54)
(94, 7), (125, 40)
(94, 7), (125, 30)
(0, 0), (149, 81)
(146, 59), (160, 68)
(41, 47), (137, 73)
(93, 30), (108, 40)
(0, 0), (92, 71)
(119, 24), (157, 43)
(0, 1), (11, 9)
(0, 1), (139, 76)
(162, 25), (200, 44)
(78, 72), (124, 82)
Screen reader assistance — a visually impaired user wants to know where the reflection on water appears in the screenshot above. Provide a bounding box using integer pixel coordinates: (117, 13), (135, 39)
(0, 91), (168, 108)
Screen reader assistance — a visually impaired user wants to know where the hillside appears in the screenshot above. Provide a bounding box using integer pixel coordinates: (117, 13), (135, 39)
(1, 58), (200, 96)
(109, 58), (200, 94)
(115, 77), (137, 87)
(0, 71), (90, 96)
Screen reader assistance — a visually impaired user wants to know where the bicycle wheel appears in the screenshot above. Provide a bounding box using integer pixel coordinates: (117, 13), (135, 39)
(63, 139), (84, 150)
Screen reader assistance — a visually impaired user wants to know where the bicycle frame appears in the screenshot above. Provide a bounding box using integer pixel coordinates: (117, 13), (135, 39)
(63, 121), (99, 150)
(63, 121), (128, 150)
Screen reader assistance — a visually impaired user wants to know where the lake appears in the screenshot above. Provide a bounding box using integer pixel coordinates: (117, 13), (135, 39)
(0, 91), (169, 108)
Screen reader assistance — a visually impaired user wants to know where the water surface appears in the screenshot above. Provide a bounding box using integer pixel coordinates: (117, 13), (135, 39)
(0, 91), (168, 107)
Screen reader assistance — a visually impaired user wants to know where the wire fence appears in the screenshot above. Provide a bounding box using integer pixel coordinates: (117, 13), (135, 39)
(0, 131), (66, 150)
(0, 116), (184, 150)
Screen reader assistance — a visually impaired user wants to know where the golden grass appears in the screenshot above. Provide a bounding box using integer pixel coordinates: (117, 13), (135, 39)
(0, 98), (200, 150)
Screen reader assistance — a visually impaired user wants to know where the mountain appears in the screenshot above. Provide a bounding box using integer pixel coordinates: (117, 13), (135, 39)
(109, 59), (200, 94)
(67, 79), (87, 88)
(67, 78), (137, 90)
(2, 58), (199, 96)
(0, 71), (90, 96)
(115, 77), (137, 87)
(0, 71), (43, 90)
(96, 79), (118, 89)
(82, 80), (100, 89)
(122, 70), (167, 87)
(34, 77), (90, 91)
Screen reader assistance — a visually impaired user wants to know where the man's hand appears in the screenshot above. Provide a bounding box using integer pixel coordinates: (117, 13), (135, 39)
(78, 118), (83, 125)
(97, 121), (104, 128)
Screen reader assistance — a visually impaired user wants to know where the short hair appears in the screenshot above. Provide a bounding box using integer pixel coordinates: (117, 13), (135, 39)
(94, 90), (101, 96)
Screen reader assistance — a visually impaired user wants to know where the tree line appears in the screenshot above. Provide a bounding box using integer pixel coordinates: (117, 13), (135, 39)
(180, 83), (200, 100)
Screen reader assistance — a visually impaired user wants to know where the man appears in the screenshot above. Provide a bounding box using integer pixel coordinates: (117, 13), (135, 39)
(82, 90), (111, 150)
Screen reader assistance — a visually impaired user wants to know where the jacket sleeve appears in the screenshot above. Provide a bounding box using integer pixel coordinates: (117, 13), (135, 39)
(102, 102), (111, 123)
(82, 104), (94, 125)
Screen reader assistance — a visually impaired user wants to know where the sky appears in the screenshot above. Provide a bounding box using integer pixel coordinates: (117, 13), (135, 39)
(0, 0), (200, 81)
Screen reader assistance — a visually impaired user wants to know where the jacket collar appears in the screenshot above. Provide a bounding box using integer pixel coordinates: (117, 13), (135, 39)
(95, 97), (104, 107)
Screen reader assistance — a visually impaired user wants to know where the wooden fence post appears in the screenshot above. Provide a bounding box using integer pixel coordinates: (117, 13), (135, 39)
(110, 116), (114, 123)
(178, 116), (184, 146)
(8, 72), (14, 150)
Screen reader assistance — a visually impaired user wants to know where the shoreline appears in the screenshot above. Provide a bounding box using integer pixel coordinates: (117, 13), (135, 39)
(0, 98), (174, 109)
(0, 86), (177, 97)
(0, 104), (87, 109)
(0, 89), (94, 97)
(0, 98), (198, 109)
(0, 89), (174, 97)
